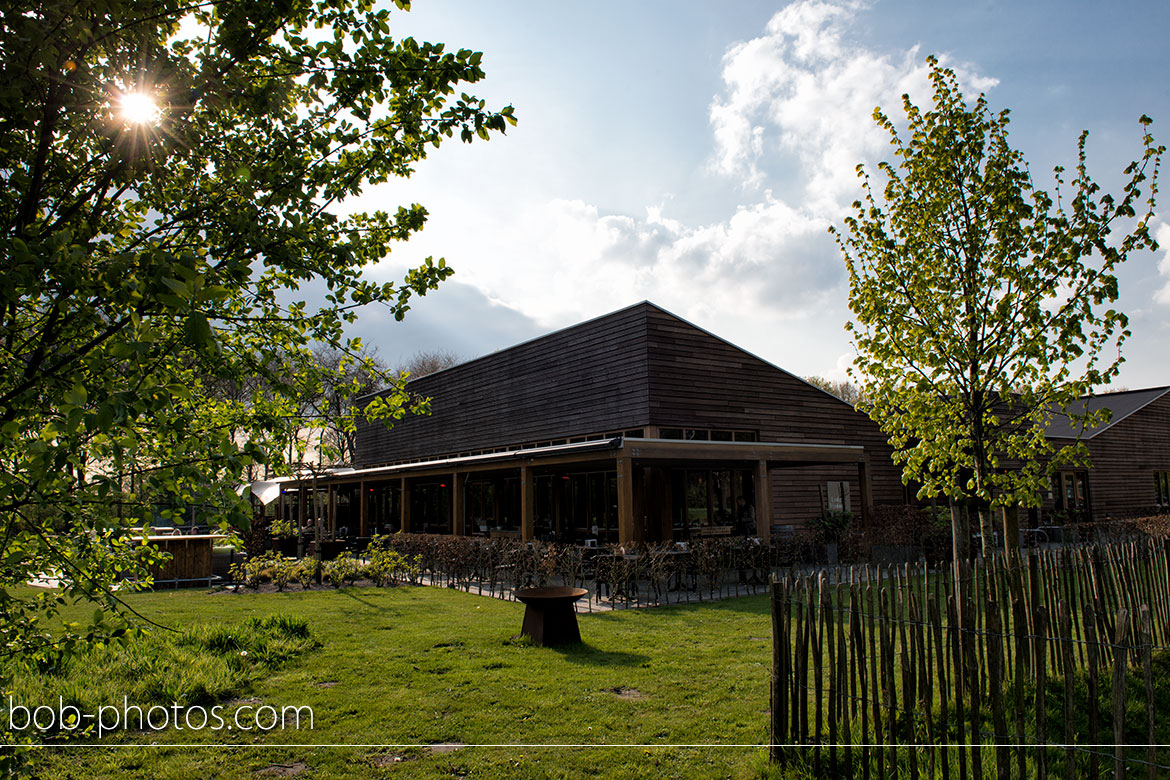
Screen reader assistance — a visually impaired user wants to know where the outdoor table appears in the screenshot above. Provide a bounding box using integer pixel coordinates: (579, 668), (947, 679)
(515, 586), (588, 646)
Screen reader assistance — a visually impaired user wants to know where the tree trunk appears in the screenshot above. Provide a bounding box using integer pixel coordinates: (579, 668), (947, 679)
(978, 504), (995, 559)
(1000, 505), (1020, 556)
(951, 500), (971, 630)
(1001, 505), (1024, 606)
(950, 500), (970, 564)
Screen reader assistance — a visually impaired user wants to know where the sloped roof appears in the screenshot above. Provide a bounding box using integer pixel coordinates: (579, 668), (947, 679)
(353, 301), (860, 466)
(1046, 386), (1170, 439)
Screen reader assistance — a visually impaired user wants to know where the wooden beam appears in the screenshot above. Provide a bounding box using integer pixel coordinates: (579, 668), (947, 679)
(452, 472), (466, 536)
(617, 456), (635, 545)
(520, 466), (534, 541)
(754, 459), (772, 543)
(400, 478), (412, 533)
(623, 439), (864, 464)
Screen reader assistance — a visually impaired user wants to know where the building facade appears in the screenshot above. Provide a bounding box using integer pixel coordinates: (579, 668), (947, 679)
(272, 305), (1170, 546)
(282, 302), (906, 545)
(1044, 386), (1170, 524)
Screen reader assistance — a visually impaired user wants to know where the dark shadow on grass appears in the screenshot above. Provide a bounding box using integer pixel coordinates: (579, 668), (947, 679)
(336, 586), (396, 612)
(548, 641), (649, 667)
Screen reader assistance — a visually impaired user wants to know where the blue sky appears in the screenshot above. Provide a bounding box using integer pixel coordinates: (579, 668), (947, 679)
(340, 0), (1170, 388)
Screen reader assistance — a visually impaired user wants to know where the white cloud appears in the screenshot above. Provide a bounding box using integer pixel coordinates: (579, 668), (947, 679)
(1155, 222), (1170, 305)
(456, 195), (838, 329)
(360, 0), (1002, 380)
(710, 0), (996, 212)
(443, 0), (1000, 367)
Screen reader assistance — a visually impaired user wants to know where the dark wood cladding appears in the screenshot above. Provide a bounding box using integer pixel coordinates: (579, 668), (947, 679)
(1068, 391), (1170, 521)
(643, 307), (904, 506)
(355, 305), (652, 465)
(356, 302), (907, 526)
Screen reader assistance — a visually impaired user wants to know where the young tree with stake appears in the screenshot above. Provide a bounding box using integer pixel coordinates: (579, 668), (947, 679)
(834, 57), (1162, 563)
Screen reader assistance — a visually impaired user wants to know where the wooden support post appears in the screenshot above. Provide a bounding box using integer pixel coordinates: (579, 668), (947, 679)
(328, 485), (336, 537)
(520, 466), (535, 541)
(858, 458), (874, 532)
(492, 477), (502, 527)
(358, 480), (368, 537)
(297, 486), (307, 531)
(755, 459), (771, 542)
(553, 474), (565, 540)
(452, 472), (466, 536)
(617, 456), (635, 545)
(400, 478), (411, 533)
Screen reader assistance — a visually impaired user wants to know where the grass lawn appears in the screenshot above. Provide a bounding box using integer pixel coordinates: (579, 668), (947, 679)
(19, 585), (780, 779)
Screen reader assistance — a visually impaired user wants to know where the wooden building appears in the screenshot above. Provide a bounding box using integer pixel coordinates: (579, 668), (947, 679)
(282, 302), (906, 545)
(1044, 386), (1170, 523)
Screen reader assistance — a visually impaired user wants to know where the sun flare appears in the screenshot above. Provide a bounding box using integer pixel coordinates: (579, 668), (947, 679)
(119, 91), (161, 125)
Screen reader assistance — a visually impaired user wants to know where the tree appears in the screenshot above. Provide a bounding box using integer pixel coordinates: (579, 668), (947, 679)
(803, 375), (864, 406)
(310, 345), (393, 466)
(396, 347), (464, 378)
(833, 57), (1162, 560)
(0, 0), (514, 740)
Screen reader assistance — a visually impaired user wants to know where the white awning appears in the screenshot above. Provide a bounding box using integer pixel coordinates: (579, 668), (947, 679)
(249, 480), (283, 505)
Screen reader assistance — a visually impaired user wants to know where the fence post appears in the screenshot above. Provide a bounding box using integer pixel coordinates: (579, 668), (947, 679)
(770, 577), (786, 765)
(1141, 605), (1154, 780)
(929, 595), (949, 780)
(988, 601), (1009, 780)
(1085, 600), (1101, 780)
(814, 576), (826, 776)
(1061, 601), (1075, 780)
(868, 581), (883, 780)
(949, 594), (967, 780)
(966, 593), (982, 780)
(899, 590), (917, 780)
(854, 584), (869, 780)
(1112, 608), (1130, 780)
(1036, 605), (1049, 780)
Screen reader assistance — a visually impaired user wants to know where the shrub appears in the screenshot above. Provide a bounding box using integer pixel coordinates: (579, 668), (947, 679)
(269, 516), (297, 540)
(228, 555), (266, 591)
(365, 536), (419, 586)
(267, 556), (299, 592)
(807, 510), (854, 545)
(322, 552), (363, 588)
(297, 557), (321, 589)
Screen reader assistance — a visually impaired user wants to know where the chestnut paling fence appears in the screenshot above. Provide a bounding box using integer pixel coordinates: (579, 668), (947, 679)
(768, 540), (1170, 779)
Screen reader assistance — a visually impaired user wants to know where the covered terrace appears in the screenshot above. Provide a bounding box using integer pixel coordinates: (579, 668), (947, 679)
(277, 436), (875, 547)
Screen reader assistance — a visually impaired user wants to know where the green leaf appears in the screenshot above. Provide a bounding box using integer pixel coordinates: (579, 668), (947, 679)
(65, 384), (88, 407)
(184, 312), (214, 348)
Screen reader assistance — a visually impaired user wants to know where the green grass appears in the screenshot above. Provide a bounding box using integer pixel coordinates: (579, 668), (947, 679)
(15, 586), (778, 779)
(7, 612), (319, 733)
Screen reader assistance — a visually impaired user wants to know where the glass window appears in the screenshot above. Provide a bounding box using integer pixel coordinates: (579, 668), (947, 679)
(686, 429), (709, 441)
(734, 431), (758, 442)
(467, 480), (496, 533)
(1156, 471), (1170, 506)
(826, 481), (851, 513)
(660, 428), (683, 439)
(1054, 471), (1090, 519)
(711, 430), (733, 441)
